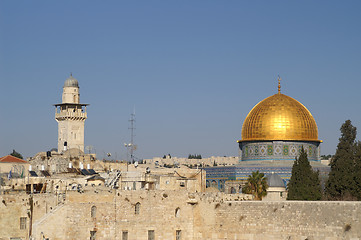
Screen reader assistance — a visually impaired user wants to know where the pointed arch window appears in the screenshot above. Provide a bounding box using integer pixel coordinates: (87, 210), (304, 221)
(175, 208), (180, 218)
(91, 206), (97, 218)
(135, 202), (140, 215)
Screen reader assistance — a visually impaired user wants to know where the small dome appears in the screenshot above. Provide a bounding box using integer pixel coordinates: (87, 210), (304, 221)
(241, 93), (319, 142)
(266, 173), (285, 188)
(64, 75), (79, 88)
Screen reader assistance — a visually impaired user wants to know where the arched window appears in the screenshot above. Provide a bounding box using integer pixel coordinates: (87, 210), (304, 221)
(135, 202), (140, 215)
(91, 206), (97, 218)
(175, 207), (180, 218)
(206, 180), (210, 188)
(230, 187), (236, 194)
(211, 180), (217, 188)
(219, 180), (224, 192)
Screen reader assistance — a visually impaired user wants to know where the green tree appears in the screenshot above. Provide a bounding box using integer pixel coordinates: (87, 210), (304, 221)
(287, 147), (322, 200)
(325, 120), (357, 200)
(242, 171), (268, 200)
(354, 142), (361, 200)
(10, 149), (23, 159)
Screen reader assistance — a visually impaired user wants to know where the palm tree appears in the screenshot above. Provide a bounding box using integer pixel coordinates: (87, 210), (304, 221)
(242, 171), (268, 200)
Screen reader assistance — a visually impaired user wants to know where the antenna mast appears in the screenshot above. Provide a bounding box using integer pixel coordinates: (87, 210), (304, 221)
(129, 110), (136, 162)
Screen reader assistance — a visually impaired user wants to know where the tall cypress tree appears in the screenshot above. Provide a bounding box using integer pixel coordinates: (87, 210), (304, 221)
(325, 120), (357, 200)
(287, 147), (322, 200)
(353, 142), (361, 200)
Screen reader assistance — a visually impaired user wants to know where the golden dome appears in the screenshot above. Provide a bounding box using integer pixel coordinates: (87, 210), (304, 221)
(241, 93), (319, 142)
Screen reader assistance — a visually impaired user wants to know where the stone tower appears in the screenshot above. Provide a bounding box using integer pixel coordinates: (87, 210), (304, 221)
(54, 74), (88, 153)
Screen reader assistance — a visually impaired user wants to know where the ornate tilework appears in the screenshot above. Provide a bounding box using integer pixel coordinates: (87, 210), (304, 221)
(283, 145), (289, 156)
(274, 145), (282, 156)
(267, 145), (273, 155)
(260, 145), (267, 156)
(240, 141), (320, 161)
(309, 146), (313, 157)
(290, 145), (297, 156)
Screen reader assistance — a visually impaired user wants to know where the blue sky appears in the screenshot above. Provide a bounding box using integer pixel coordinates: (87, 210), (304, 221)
(1, 1), (361, 160)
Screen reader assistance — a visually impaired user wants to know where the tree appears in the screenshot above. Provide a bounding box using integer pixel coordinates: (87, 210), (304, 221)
(10, 149), (23, 159)
(353, 142), (361, 200)
(287, 147), (322, 200)
(242, 171), (268, 200)
(325, 120), (357, 200)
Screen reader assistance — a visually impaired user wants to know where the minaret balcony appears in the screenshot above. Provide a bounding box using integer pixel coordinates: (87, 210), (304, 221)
(55, 111), (87, 120)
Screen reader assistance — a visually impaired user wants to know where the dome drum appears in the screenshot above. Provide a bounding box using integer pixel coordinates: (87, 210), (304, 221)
(239, 140), (320, 162)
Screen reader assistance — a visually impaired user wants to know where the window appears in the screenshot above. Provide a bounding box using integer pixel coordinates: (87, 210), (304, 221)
(133, 181), (136, 190)
(148, 230), (155, 240)
(175, 208), (180, 218)
(90, 231), (96, 240)
(211, 180), (217, 188)
(20, 217), (27, 229)
(122, 231), (128, 240)
(135, 202), (140, 215)
(91, 206), (97, 218)
(176, 230), (181, 240)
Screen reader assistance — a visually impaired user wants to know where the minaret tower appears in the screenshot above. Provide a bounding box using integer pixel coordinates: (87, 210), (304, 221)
(54, 74), (88, 153)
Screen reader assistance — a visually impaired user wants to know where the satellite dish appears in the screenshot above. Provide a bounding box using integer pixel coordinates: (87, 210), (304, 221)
(146, 167), (151, 174)
(134, 161), (138, 168)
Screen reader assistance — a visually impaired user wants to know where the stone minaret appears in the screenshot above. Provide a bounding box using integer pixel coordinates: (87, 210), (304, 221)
(54, 74), (88, 153)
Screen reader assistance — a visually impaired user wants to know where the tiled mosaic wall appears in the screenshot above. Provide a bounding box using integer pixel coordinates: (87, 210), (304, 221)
(239, 141), (320, 161)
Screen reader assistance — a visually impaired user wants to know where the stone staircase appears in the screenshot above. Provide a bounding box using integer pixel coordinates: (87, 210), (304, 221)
(32, 203), (65, 229)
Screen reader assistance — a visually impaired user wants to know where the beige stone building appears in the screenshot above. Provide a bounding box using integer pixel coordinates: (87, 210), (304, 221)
(0, 155), (30, 180)
(144, 156), (239, 167)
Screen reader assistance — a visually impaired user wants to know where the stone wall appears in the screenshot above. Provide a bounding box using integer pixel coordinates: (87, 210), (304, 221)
(1, 191), (361, 240)
(144, 156), (239, 167)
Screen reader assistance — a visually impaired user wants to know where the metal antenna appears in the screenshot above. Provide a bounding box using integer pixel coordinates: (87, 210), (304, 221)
(128, 108), (136, 162)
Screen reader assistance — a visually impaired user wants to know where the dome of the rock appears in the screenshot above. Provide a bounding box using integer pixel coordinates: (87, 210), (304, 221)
(241, 93), (319, 142)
